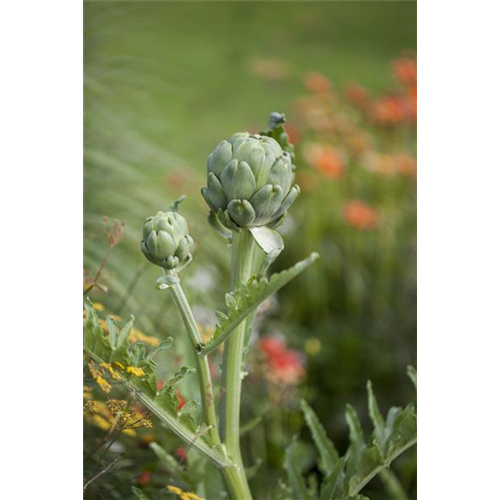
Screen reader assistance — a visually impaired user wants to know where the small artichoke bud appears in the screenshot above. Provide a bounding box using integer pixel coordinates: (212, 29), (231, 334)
(141, 211), (193, 271)
(202, 131), (300, 230)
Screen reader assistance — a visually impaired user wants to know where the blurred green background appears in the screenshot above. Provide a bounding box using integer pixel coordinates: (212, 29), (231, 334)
(84, 1), (416, 499)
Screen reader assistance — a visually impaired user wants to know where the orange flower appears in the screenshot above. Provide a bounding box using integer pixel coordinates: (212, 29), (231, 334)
(392, 57), (417, 88)
(304, 71), (332, 94)
(394, 153), (417, 178)
(344, 82), (370, 107)
(343, 200), (379, 230)
(370, 96), (405, 126)
(345, 131), (372, 155)
(304, 143), (345, 179)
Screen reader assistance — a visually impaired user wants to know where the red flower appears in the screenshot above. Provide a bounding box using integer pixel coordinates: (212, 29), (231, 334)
(177, 390), (185, 411)
(259, 336), (305, 385)
(175, 446), (188, 463)
(370, 96), (405, 126)
(136, 471), (152, 486)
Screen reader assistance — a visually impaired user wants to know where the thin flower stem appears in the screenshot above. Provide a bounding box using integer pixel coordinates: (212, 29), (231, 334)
(220, 229), (256, 500)
(168, 280), (222, 448)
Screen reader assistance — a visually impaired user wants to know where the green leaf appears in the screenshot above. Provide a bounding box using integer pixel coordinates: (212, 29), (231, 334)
(367, 381), (386, 454)
(293, 373), (417, 500)
(248, 226), (284, 254)
(200, 252), (319, 355)
(149, 442), (180, 472)
(131, 486), (151, 500)
(83, 300), (111, 360)
(345, 404), (364, 461)
(260, 111), (296, 165)
(320, 459), (344, 500)
(83, 303), (230, 469)
(166, 366), (196, 388)
(301, 400), (339, 475)
(284, 440), (314, 500)
(147, 337), (174, 360)
(347, 445), (384, 496)
(407, 365), (417, 390)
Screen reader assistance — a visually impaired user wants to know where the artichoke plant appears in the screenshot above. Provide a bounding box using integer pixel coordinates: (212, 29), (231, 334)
(201, 132), (300, 231)
(141, 211), (193, 271)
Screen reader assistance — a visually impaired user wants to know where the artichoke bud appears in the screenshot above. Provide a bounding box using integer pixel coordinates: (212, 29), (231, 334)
(202, 131), (299, 230)
(141, 211), (193, 271)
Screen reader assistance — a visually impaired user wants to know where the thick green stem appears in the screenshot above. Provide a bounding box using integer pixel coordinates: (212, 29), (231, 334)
(220, 229), (256, 500)
(169, 280), (221, 447)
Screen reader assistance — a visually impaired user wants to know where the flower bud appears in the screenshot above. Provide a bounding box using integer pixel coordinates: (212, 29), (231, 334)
(202, 132), (300, 230)
(141, 211), (193, 270)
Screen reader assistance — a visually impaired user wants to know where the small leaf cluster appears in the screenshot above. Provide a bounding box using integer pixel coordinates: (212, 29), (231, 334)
(284, 369), (417, 500)
(83, 300), (199, 435)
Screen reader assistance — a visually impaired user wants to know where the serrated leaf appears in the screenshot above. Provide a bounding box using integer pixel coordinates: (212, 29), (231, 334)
(147, 337), (174, 360)
(301, 400), (339, 475)
(117, 315), (134, 347)
(166, 366), (196, 388)
(201, 253), (319, 355)
(347, 445), (384, 496)
(83, 300), (111, 359)
(106, 317), (119, 349)
(284, 440), (314, 500)
(320, 459), (344, 500)
(367, 381), (386, 454)
(178, 399), (200, 416)
(346, 404), (364, 451)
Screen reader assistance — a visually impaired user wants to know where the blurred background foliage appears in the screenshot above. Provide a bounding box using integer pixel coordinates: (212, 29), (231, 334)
(84, 1), (416, 499)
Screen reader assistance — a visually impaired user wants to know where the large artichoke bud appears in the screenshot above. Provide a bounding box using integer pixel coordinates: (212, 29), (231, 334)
(141, 211), (193, 271)
(201, 132), (300, 230)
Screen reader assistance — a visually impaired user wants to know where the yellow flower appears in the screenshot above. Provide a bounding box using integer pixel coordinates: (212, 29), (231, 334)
(129, 328), (160, 346)
(84, 400), (97, 412)
(96, 376), (111, 393)
(92, 414), (111, 431)
(93, 302), (105, 311)
(166, 485), (204, 500)
(126, 366), (145, 377)
(100, 362), (120, 381)
(304, 337), (322, 356)
(83, 385), (93, 399)
(167, 486), (183, 495)
(113, 361), (124, 370)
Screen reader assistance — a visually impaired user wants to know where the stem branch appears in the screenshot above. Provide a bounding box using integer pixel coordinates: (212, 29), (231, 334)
(169, 280), (222, 447)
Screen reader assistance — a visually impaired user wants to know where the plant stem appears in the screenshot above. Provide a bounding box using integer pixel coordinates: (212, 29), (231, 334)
(169, 280), (222, 447)
(220, 229), (256, 500)
(379, 467), (410, 500)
